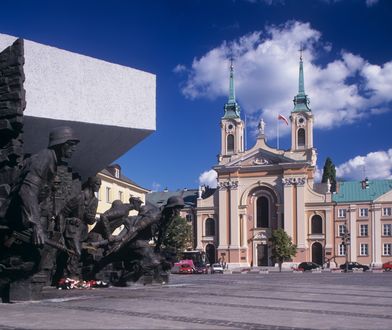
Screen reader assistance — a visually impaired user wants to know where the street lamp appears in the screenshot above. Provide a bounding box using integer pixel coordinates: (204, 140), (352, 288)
(342, 224), (351, 272)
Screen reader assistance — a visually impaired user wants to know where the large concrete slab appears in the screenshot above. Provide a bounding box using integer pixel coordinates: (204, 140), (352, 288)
(1, 272), (392, 329)
(0, 33), (156, 179)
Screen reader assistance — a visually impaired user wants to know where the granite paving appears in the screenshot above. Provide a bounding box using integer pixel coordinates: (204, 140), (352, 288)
(1, 272), (392, 329)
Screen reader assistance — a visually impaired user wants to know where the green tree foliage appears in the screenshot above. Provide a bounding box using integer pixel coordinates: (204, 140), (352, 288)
(162, 216), (193, 258)
(270, 228), (297, 272)
(321, 157), (336, 192)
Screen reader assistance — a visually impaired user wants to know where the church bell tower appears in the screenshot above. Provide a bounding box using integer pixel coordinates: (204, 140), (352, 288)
(290, 52), (314, 153)
(219, 60), (244, 164)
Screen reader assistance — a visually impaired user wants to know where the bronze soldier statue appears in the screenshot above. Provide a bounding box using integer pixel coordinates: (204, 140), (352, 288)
(55, 176), (101, 279)
(88, 196), (184, 285)
(0, 126), (79, 301)
(5, 126), (79, 245)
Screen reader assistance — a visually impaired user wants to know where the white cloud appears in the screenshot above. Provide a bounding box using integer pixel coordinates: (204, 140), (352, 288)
(177, 21), (392, 138)
(366, 0), (379, 7)
(199, 169), (218, 188)
(336, 149), (392, 180)
(314, 165), (322, 183)
(173, 64), (187, 74)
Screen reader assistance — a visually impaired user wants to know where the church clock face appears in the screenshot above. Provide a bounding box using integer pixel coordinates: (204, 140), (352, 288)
(297, 115), (306, 127)
(226, 122), (235, 133)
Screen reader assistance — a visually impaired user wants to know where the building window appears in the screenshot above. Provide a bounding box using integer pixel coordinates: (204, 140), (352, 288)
(338, 224), (346, 237)
(359, 208), (368, 217)
(383, 244), (392, 256)
(118, 191), (123, 201)
(106, 187), (111, 203)
(186, 214), (193, 222)
(383, 207), (392, 217)
(311, 215), (322, 234)
(338, 209), (346, 218)
(360, 244), (368, 256)
(114, 168), (120, 178)
(205, 218), (215, 236)
(338, 243), (346, 256)
(227, 134), (234, 153)
(359, 224), (368, 236)
(383, 224), (392, 236)
(256, 196), (269, 228)
(297, 128), (305, 148)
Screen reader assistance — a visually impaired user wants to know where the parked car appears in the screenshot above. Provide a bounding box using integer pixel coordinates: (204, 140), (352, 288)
(178, 263), (194, 274)
(297, 262), (321, 271)
(382, 261), (392, 271)
(194, 264), (208, 274)
(211, 263), (224, 274)
(339, 262), (369, 271)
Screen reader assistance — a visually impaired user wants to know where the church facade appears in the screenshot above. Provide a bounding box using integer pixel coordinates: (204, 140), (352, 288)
(195, 58), (392, 269)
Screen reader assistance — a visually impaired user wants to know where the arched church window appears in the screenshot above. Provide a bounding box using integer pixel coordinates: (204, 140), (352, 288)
(205, 218), (215, 236)
(311, 215), (323, 234)
(298, 128), (305, 148)
(256, 196), (269, 228)
(227, 134), (234, 153)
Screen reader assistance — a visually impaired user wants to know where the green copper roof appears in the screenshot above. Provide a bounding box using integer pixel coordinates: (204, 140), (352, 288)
(332, 179), (392, 203)
(223, 59), (240, 119)
(292, 56), (311, 113)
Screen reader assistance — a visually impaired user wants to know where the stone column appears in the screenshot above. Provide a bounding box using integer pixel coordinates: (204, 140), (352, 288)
(296, 178), (307, 249)
(196, 213), (203, 250)
(241, 213), (248, 248)
(349, 205), (357, 262)
(372, 204), (382, 267)
(325, 208), (332, 250)
(217, 181), (229, 250)
(230, 183), (240, 249)
(283, 178), (294, 240)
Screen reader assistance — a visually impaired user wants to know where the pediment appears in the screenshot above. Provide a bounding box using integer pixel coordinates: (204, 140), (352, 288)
(225, 148), (296, 168)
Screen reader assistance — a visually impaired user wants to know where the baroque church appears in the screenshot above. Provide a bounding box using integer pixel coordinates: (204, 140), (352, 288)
(195, 56), (392, 268)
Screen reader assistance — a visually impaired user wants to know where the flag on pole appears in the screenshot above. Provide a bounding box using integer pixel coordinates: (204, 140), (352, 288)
(278, 114), (289, 125)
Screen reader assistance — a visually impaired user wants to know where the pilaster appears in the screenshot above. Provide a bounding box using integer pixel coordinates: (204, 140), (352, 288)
(230, 184), (240, 249)
(349, 205), (357, 262)
(372, 204), (382, 267)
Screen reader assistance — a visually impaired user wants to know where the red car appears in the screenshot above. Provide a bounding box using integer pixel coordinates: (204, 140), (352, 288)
(382, 261), (392, 271)
(178, 264), (194, 274)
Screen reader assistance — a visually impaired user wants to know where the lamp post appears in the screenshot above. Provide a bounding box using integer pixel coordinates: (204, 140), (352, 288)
(342, 223), (350, 272)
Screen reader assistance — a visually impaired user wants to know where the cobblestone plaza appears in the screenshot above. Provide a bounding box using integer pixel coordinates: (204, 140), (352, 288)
(1, 272), (392, 329)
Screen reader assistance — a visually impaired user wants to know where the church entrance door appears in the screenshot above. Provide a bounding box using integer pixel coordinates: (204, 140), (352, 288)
(206, 244), (216, 264)
(312, 242), (323, 266)
(257, 244), (268, 266)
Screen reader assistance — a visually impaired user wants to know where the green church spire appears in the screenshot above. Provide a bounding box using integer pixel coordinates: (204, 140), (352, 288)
(223, 58), (240, 119)
(228, 59), (236, 104)
(292, 48), (311, 112)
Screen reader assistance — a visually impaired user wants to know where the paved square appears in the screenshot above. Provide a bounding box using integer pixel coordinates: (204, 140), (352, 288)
(1, 272), (392, 329)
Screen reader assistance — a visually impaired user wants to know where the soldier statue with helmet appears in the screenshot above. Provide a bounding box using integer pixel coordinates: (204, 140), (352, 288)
(0, 126), (80, 301)
(87, 195), (185, 285)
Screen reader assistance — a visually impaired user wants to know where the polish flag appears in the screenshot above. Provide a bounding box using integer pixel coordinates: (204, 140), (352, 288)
(278, 114), (289, 125)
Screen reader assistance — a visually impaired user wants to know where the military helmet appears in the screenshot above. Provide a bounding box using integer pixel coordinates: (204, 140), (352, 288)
(48, 126), (80, 148)
(165, 196), (185, 208)
(111, 200), (124, 208)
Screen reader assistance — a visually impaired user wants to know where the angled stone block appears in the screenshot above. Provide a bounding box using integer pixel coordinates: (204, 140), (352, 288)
(0, 33), (156, 180)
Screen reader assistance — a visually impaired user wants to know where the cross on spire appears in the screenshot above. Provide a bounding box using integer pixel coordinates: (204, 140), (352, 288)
(299, 43), (303, 61)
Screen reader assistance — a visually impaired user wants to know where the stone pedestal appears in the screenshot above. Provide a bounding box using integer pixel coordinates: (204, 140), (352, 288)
(9, 273), (47, 301)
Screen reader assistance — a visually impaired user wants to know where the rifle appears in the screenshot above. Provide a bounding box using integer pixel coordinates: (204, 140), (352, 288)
(82, 239), (110, 249)
(107, 216), (158, 255)
(4, 229), (77, 255)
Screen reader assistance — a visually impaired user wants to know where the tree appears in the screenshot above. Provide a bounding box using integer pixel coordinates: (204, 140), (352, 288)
(162, 216), (193, 258)
(321, 157), (336, 192)
(270, 228), (297, 272)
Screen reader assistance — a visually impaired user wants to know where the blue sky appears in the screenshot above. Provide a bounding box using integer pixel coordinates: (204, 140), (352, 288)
(1, 0), (391, 191)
